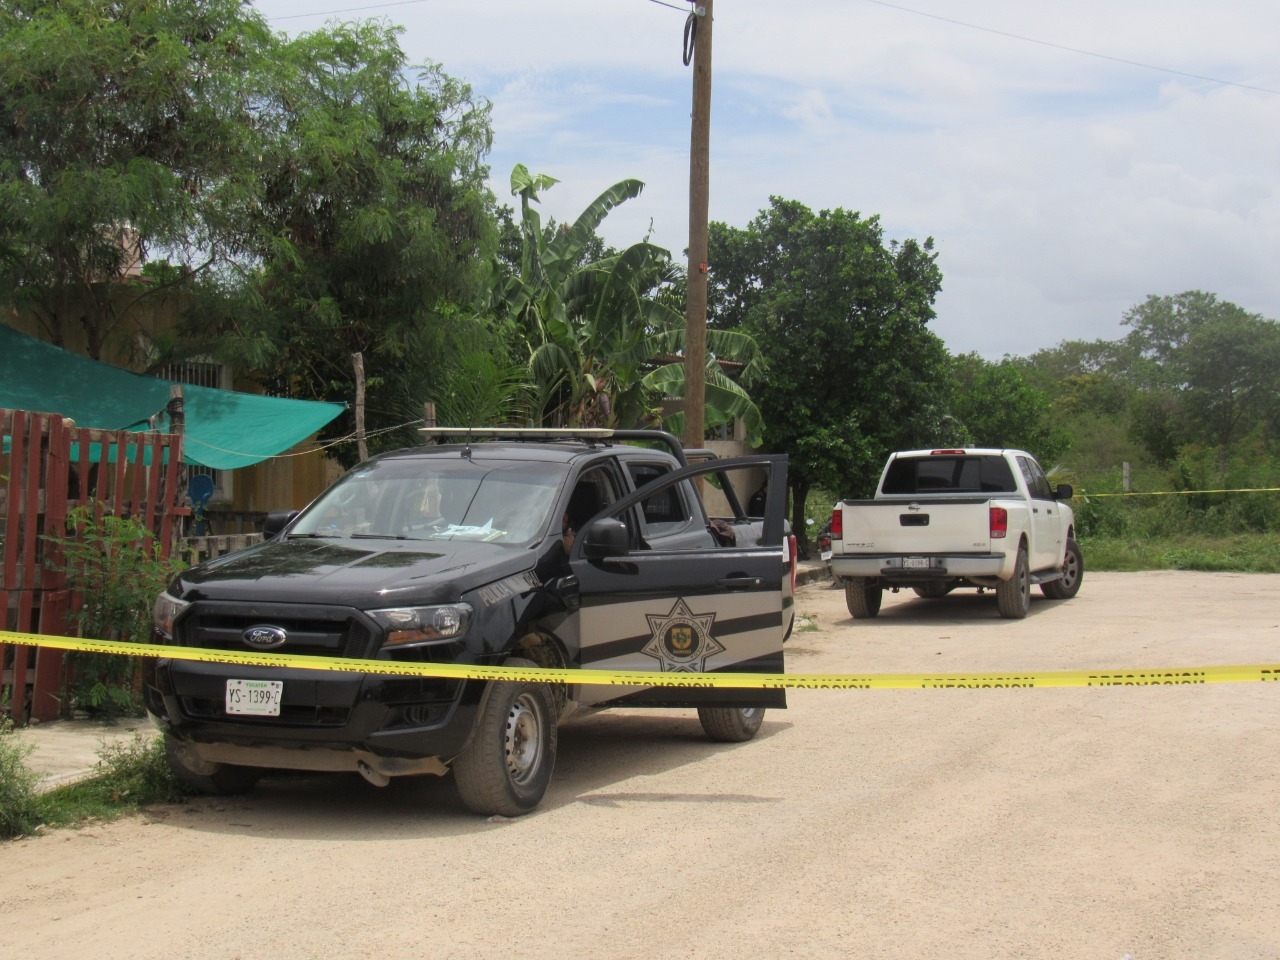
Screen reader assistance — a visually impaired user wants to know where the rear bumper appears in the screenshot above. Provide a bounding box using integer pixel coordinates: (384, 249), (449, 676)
(830, 552), (1009, 581)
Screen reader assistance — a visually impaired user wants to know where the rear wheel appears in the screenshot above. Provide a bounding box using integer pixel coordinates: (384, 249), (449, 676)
(996, 546), (1031, 619)
(845, 577), (883, 618)
(1040, 538), (1084, 600)
(164, 735), (262, 796)
(698, 706), (765, 742)
(452, 658), (557, 817)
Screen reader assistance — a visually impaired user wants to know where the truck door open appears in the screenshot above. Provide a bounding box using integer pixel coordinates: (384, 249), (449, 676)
(569, 455), (791, 710)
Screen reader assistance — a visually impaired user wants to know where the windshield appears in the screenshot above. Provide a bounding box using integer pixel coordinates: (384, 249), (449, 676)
(289, 456), (565, 545)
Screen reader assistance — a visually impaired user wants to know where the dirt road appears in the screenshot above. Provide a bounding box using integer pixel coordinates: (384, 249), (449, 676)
(4, 571), (1278, 959)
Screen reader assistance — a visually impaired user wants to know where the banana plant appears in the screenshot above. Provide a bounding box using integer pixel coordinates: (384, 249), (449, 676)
(499, 165), (763, 441)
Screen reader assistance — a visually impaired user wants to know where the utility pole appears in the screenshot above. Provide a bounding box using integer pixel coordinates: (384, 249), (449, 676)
(684, 0), (712, 450)
(351, 352), (368, 463)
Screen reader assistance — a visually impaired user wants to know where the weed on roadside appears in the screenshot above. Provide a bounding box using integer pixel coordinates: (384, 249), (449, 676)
(35, 734), (186, 831)
(2, 728), (186, 839)
(0, 718), (43, 839)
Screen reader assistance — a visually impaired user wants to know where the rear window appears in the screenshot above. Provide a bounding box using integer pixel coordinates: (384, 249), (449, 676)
(881, 456), (1016, 495)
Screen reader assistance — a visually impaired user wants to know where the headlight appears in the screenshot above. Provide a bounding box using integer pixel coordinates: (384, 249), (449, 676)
(153, 593), (190, 640)
(369, 604), (472, 648)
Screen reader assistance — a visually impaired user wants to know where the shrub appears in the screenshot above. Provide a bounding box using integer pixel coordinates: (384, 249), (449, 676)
(0, 717), (42, 839)
(81, 733), (186, 806)
(45, 506), (188, 718)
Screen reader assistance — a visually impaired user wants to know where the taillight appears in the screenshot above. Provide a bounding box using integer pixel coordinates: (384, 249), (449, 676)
(830, 510), (842, 540)
(990, 505), (1008, 539)
(788, 533), (798, 593)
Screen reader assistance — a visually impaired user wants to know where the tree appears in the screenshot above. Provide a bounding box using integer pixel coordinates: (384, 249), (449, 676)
(708, 198), (950, 549)
(1179, 312), (1280, 449)
(210, 22), (498, 464)
(497, 166), (763, 437)
(1121, 292), (1280, 461)
(947, 353), (1069, 463)
(0, 0), (273, 358)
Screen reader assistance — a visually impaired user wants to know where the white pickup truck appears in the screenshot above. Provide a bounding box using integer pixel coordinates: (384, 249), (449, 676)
(826, 448), (1083, 620)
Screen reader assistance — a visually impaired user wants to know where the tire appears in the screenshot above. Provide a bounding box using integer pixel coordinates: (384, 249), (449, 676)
(1041, 538), (1084, 600)
(698, 706), (766, 743)
(912, 582), (953, 599)
(452, 658), (557, 817)
(996, 546), (1031, 619)
(164, 735), (262, 796)
(844, 577), (883, 618)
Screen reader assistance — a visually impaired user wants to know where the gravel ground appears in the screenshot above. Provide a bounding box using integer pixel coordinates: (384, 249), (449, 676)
(3, 570), (1278, 960)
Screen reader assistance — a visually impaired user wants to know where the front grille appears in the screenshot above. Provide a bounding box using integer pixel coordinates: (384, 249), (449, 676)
(178, 602), (377, 659)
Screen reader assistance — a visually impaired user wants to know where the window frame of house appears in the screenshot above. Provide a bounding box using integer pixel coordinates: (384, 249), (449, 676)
(154, 359), (234, 504)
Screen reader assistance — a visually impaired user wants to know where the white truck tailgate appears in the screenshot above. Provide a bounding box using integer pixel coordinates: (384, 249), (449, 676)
(838, 497), (994, 555)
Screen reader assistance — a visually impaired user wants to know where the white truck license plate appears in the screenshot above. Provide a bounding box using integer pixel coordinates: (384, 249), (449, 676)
(226, 679), (283, 716)
(903, 556), (930, 569)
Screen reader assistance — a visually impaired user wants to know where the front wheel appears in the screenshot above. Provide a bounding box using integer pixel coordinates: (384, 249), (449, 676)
(996, 546), (1031, 619)
(698, 706), (765, 742)
(1040, 538), (1084, 600)
(845, 577), (883, 618)
(164, 735), (262, 796)
(452, 658), (557, 817)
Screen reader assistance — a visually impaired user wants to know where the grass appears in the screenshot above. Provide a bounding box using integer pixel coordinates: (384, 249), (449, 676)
(1081, 533), (1280, 573)
(0, 723), (186, 840)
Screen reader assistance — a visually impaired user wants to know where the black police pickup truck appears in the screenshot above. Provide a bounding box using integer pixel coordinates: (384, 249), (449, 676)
(148, 429), (793, 816)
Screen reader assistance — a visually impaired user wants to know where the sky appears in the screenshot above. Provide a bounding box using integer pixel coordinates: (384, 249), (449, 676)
(253, 0), (1280, 360)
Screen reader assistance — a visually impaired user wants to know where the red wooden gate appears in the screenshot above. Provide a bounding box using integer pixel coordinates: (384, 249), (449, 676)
(1, 408), (185, 722)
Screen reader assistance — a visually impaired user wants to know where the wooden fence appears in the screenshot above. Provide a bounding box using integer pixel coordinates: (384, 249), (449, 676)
(184, 533), (264, 566)
(1, 408), (187, 723)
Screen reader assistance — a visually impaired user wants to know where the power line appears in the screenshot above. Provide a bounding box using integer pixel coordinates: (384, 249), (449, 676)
(263, 0), (1279, 96)
(860, 0), (1280, 96)
(268, 0), (432, 22)
(268, 0), (691, 23)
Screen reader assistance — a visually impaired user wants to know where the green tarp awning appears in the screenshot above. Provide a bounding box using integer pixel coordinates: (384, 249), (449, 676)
(0, 324), (344, 469)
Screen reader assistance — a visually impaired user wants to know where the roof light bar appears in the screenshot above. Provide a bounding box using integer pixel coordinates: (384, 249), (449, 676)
(419, 427), (615, 440)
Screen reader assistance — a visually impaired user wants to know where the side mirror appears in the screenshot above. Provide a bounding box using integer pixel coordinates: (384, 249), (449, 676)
(581, 517), (628, 560)
(1055, 483), (1074, 501)
(263, 509), (299, 538)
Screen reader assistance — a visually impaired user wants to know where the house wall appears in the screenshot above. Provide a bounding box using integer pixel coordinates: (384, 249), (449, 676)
(232, 441), (343, 515)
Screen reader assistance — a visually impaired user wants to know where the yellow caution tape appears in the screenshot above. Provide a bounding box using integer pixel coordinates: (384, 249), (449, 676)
(1085, 487), (1280, 498)
(3, 630), (1278, 689)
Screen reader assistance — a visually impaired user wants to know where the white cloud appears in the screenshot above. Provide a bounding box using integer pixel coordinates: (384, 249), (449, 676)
(255, 0), (1280, 357)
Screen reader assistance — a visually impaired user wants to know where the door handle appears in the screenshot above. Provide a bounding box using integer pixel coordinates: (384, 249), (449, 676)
(717, 575), (763, 591)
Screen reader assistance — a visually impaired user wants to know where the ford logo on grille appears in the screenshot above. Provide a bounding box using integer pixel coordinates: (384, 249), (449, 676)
(242, 624), (288, 650)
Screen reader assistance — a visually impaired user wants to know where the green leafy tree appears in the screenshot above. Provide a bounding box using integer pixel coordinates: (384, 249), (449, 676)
(1178, 312), (1280, 449)
(1121, 292), (1280, 461)
(207, 23), (498, 465)
(0, 0), (273, 358)
(497, 166), (763, 437)
(946, 353), (1069, 462)
(708, 198), (949, 549)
